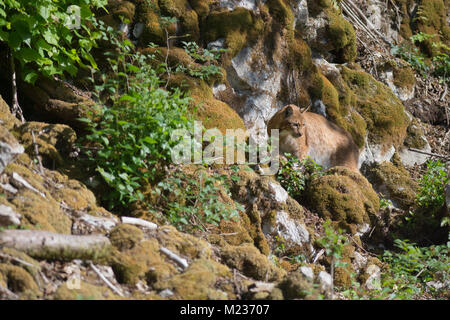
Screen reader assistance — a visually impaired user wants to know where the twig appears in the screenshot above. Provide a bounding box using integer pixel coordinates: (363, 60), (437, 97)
(0, 284), (19, 300)
(121, 216), (157, 230)
(89, 262), (124, 297)
(343, 0), (392, 46)
(341, 1), (380, 45)
(440, 85), (447, 101)
(408, 148), (450, 160)
(31, 131), (44, 175)
(312, 248), (325, 264)
(0, 252), (36, 269)
(219, 232), (239, 236)
(160, 247), (189, 270)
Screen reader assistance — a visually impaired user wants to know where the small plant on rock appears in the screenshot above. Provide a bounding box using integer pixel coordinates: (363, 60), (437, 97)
(317, 220), (349, 299)
(152, 167), (244, 233)
(276, 154), (324, 199)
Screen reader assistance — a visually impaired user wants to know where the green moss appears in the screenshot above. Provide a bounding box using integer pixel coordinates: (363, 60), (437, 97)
(288, 37), (313, 72)
(218, 219), (253, 246)
(0, 248), (41, 278)
(15, 122), (76, 167)
(266, 0), (295, 32)
(393, 67), (416, 90)
(403, 119), (427, 149)
(0, 95), (20, 130)
(220, 243), (286, 281)
(325, 9), (357, 62)
(307, 0), (334, 16)
(111, 1), (136, 21)
(0, 264), (41, 299)
(415, 0), (448, 54)
(341, 66), (410, 151)
(163, 259), (230, 299)
(366, 160), (418, 210)
(188, 0), (212, 18)
(53, 281), (117, 300)
(240, 205), (270, 256)
(277, 271), (314, 299)
(109, 224), (144, 251)
(203, 7), (265, 62)
(158, 0), (200, 42)
(308, 71), (366, 148)
(305, 167), (380, 234)
(111, 239), (175, 285)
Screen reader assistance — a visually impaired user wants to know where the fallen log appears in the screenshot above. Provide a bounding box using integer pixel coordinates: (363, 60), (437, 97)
(0, 230), (111, 261)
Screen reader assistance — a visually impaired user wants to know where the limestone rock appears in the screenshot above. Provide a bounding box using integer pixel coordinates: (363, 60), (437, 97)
(0, 205), (21, 227)
(0, 126), (24, 174)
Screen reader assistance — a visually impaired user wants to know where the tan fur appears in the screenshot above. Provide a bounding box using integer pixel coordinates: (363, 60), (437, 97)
(267, 104), (360, 171)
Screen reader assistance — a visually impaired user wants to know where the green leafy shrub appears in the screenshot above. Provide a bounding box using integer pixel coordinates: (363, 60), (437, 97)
(152, 167), (243, 232)
(316, 220), (349, 297)
(416, 160), (449, 213)
(376, 237), (449, 299)
(276, 154), (324, 199)
(176, 41), (226, 80)
(0, 0), (107, 83)
(391, 32), (450, 83)
(80, 21), (191, 209)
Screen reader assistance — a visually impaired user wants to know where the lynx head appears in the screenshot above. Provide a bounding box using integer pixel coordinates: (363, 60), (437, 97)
(279, 104), (310, 138)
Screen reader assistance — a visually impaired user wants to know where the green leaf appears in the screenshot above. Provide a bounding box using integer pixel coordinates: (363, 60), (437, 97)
(38, 5), (50, 20)
(18, 47), (40, 63)
(23, 70), (38, 84)
(43, 29), (59, 45)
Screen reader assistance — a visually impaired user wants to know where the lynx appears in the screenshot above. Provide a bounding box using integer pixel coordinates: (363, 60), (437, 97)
(267, 104), (360, 171)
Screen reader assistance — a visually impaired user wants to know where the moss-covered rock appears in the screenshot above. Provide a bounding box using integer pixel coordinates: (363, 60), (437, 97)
(0, 95), (21, 130)
(393, 66), (416, 91)
(288, 36), (314, 72)
(109, 0), (136, 22)
(220, 243), (286, 281)
(277, 271), (315, 299)
(109, 224), (144, 251)
(341, 66), (410, 152)
(403, 119), (428, 149)
(305, 167), (380, 234)
(162, 258), (231, 299)
(203, 7), (265, 63)
(111, 238), (176, 285)
(53, 280), (117, 300)
(188, 0), (213, 18)
(15, 122), (76, 168)
(0, 263), (41, 299)
(366, 160), (418, 210)
(325, 8), (357, 63)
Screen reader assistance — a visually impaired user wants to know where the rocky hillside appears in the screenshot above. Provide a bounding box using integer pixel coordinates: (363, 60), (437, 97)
(0, 0), (448, 300)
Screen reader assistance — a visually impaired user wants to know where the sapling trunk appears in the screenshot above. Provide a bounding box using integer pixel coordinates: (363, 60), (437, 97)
(9, 49), (25, 123)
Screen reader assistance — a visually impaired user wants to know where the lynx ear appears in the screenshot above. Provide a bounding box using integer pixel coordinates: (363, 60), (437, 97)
(284, 105), (294, 118)
(301, 105), (311, 113)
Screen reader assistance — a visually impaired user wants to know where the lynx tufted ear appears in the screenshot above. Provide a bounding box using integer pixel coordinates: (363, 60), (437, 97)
(284, 105), (294, 118)
(301, 105), (311, 113)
